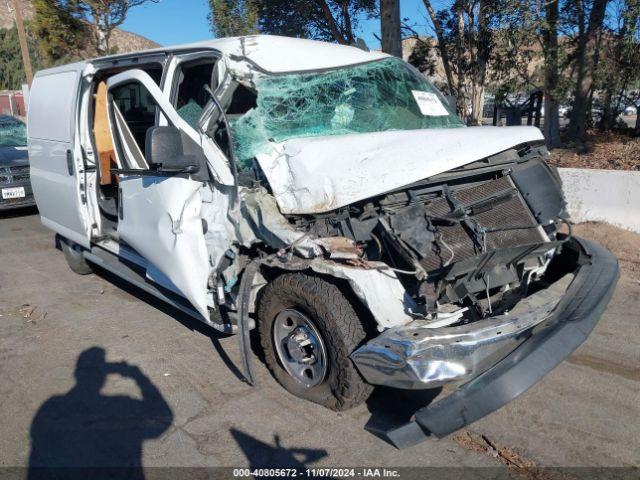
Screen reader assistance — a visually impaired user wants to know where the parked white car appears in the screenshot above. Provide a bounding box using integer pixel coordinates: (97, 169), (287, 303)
(28, 35), (618, 448)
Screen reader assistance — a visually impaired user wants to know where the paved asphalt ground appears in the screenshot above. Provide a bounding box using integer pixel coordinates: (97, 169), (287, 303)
(0, 208), (638, 476)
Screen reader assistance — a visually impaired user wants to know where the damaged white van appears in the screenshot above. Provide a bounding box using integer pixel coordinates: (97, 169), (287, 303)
(28, 35), (618, 448)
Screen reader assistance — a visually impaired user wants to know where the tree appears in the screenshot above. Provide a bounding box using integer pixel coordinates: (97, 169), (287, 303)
(407, 38), (437, 76)
(421, 1), (456, 98)
(421, 0), (527, 125)
(209, 0), (259, 37)
(541, 0), (562, 146)
(595, 0), (640, 131)
(422, 0), (470, 120)
(0, 24), (44, 90)
(566, 0), (609, 139)
(56, 0), (159, 57)
(256, 0), (376, 45)
(380, 0), (401, 56)
(32, 0), (85, 63)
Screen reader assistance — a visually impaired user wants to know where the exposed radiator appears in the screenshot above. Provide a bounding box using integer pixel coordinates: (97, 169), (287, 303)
(420, 175), (545, 271)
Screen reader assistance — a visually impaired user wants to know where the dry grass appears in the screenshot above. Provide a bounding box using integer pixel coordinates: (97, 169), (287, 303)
(452, 430), (575, 480)
(548, 131), (640, 171)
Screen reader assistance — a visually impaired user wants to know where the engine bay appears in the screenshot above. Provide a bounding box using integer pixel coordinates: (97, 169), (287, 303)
(286, 143), (568, 325)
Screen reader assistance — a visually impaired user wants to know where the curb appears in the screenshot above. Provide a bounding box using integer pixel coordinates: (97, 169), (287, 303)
(558, 168), (640, 233)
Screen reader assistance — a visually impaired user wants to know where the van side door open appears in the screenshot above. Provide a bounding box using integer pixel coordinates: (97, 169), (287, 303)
(106, 70), (212, 320)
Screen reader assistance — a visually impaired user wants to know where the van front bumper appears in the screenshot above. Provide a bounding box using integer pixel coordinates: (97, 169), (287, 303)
(351, 237), (619, 448)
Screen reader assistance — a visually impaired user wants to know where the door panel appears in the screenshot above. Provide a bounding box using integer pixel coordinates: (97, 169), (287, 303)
(118, 176), (210, 319)
(107, 69), (211, 320)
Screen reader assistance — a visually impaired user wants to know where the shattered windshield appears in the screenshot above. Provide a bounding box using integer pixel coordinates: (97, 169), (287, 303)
(230, 58), (463, 166)
(0, 117), (27, 147)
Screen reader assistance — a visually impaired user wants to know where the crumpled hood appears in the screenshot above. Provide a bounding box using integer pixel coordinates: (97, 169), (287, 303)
(256, 126), (545, 214)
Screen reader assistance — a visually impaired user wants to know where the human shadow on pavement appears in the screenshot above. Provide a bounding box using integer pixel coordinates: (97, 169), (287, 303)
(88, 264), (248, 383)
(28, 347), (173, 480)
(231, 428), (327, 474)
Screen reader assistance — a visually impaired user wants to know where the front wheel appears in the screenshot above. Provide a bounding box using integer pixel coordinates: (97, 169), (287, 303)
(257, 272), (373, 411)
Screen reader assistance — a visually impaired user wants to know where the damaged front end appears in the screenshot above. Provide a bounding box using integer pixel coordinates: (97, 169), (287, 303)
(363, 236), (618, 448)
(242, 139), (618, 445)
(286, 142), (571, 332)
(205, 44), (618, 445)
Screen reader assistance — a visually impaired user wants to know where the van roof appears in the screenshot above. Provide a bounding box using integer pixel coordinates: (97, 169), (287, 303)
(96, 35), (389, 74)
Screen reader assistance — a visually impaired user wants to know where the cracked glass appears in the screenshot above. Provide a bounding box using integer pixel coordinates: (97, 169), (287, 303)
(0, 117), (27, 147)
(230, 58), (463, 166)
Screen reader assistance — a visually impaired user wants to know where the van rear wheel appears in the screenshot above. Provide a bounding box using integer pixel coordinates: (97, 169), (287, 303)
(257, 272), (373, 411)
(59, 236), (93, 275)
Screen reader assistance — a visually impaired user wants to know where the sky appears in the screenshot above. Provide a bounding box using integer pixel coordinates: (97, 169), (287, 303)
(120, 0), (439, 50)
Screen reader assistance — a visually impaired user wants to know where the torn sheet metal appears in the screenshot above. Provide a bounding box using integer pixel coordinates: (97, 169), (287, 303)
(308, 260), (416, 329)
(240, 188), (320, 257)
(200, 185), (240, 279)
(315, 237), (361, 260)
(257, 126), (545, 214)
(201, 134), (235, 186)
(98, 35), (388, 80)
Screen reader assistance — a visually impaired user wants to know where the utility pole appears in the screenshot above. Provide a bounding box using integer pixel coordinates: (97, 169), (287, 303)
(10, 0), (33, 86)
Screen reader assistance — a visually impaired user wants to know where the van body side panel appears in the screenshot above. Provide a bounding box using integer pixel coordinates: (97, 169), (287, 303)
(28, 65), (91, 248)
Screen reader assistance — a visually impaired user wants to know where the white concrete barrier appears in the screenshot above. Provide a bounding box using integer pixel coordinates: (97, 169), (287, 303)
(558, 168), (640, 233)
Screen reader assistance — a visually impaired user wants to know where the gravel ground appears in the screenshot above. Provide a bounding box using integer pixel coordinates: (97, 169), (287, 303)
(0, 209), (638, 477)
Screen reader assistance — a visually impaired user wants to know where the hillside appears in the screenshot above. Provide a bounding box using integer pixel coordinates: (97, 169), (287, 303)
(0, 0), (35, 28)
(0, 0), (160, 53)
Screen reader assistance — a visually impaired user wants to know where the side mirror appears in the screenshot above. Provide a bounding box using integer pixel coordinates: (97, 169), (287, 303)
(145, 126), (200, 174)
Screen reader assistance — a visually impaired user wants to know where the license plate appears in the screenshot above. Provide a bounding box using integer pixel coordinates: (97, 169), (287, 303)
(2, 187), (26, 199)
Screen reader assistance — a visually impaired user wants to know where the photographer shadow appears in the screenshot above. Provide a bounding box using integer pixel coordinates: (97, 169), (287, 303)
(28, 347), (173, 480)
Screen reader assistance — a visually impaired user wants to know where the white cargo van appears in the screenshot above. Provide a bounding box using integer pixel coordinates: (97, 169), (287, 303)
(28, 35), (618, 448)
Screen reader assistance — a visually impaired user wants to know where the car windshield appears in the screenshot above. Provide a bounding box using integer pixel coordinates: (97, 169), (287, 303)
(0, 117), (27, 147)
(230, 58), (463, 167)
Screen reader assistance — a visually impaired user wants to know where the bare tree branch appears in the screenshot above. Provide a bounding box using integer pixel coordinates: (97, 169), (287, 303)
(314, 0), (348, 44)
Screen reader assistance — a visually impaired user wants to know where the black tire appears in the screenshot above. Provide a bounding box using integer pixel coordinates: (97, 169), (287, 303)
(59, 236), (93, 275)
(257, 272), (373, 411)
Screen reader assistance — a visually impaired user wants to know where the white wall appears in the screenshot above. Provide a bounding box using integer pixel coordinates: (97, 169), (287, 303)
(559, 168), (640, 233)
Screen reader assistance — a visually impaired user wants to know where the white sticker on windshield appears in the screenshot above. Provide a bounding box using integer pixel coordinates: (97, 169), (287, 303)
(412, 90), (449, 116)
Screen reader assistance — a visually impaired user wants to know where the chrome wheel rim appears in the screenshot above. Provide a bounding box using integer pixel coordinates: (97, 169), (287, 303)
(273, 309), (328, 388)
